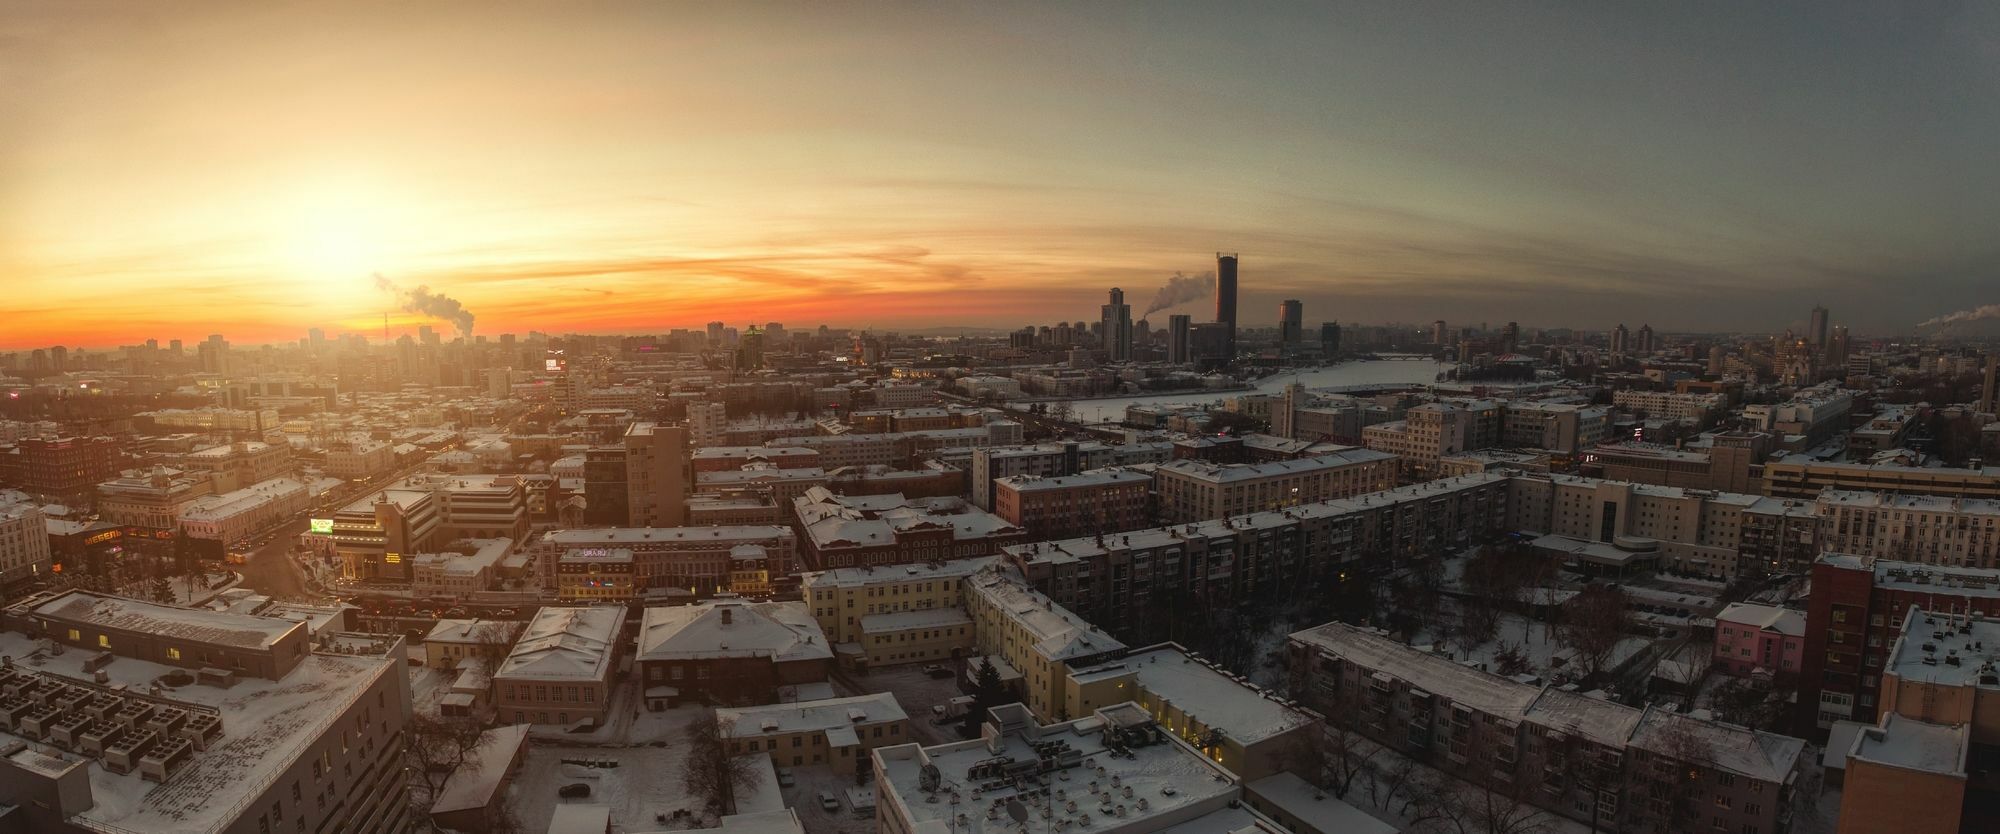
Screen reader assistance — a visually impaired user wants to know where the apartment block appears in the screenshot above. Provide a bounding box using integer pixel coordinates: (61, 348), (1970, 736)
(1152, 450), (1398, 523)
(1288, 621), (1807, 834)
(991, 469), (1153, 540)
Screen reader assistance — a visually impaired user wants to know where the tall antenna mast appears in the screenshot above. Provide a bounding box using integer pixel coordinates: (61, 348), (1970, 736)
(383, 312), (389, 342)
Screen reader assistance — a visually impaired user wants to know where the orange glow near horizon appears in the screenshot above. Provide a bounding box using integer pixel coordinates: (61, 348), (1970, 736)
(7, 2), (1993, 347)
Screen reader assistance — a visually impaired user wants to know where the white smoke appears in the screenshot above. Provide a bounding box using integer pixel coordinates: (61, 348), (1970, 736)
(1918, 304), (2000, 328)
(374, 273), (476, 336)
(1143, 271), (1217, 317)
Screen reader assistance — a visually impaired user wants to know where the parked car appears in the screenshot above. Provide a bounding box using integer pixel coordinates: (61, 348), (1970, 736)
(559, 783), (591, 799)
(922, 664), (952, 679)
(818, 791), (840, 812)
(776, 767), (795, 788)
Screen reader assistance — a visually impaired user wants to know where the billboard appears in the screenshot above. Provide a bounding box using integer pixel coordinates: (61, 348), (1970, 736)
(309, 518), (334, 534)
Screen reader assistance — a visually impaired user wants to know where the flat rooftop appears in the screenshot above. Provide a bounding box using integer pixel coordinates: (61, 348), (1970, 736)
(874, 703), (1238, 834)
(0, 629), (395, 834)
(28, 590), (301, 650)
(1848, 713), (1968, 776)
(1071, 646), (1307, 745)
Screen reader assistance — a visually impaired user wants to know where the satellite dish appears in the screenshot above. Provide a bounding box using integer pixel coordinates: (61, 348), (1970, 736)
(1006, 800), (1030, 824)
(920, 763), (942, 792)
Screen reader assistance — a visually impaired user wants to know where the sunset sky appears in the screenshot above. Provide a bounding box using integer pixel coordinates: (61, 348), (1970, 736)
(5, 2), (1999, 348)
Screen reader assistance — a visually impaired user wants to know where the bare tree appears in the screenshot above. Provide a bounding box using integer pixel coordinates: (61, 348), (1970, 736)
(406, 714), (489, 808)
(1554, 586), (1630, 681)
(449, 620), (520, 677)
(1284, 717), (1383, 800)
(683, 714), (764, 814)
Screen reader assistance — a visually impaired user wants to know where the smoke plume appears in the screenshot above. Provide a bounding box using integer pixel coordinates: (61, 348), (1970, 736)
(1143, 270), (1217, 317)
(1918, 304), (2000, 328)
(374, 273), (476, 336)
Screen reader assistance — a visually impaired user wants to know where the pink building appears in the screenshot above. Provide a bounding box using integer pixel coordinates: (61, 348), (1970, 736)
(1714, 601), (1805, 676)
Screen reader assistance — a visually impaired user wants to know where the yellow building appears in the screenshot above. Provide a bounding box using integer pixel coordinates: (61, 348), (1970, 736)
(799, 557), (993, 669)
(963, 566), (1124, 721)
(1067, 644), (1312, 780)
(719, 692), (911, 779)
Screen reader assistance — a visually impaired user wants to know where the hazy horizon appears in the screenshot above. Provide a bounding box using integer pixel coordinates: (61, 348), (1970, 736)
(7, 2), (1999, 349)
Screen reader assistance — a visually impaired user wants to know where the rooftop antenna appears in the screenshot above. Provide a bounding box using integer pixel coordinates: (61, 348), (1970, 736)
(383, 312), (389, 342)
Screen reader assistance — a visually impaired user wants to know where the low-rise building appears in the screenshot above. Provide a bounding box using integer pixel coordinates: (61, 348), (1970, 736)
(874, 702), (1289, 834)
(1067, 643), (1313, 781)
(793, 487), (1026, 571)
(423, 617), (524, 671)
(176, 476), (311, 545)
(534, 525), (797, 596)
(800, 558), (994, 670)
(409, 537), (514, 598)
(725, 692), (911, 779)
(635, 598), (833, 708)
(1714, 601), (1806, 677)
(491, 606), (624, 727)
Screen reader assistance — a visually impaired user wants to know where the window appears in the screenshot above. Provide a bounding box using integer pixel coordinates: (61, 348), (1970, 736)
(66, 628), (79, 641)
(167, 647), (182, 660)
(98, 634), (110, 648)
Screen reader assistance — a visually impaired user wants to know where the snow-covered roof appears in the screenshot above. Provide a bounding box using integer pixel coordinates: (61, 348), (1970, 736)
(873, 702), (1238, 834)
(860, 608), (971, 634)
(636, 599), (832, 664)
(492, 606), (622, 682)
(429, 724), (530, 814)
(1072, 646), (1308, 745)
(1244, 772), (1395, 834)
(0, 629), (397, 834)
(1154, 449), (1395, 484)
(718, 692), (906, 737)
(801, 556), (997, 589)
(1846, 713), (1968, 776)
(549, 804), (612, 834)
(1294, 621), (1804, 782)
(31, 590), (301, 649)
(966, 568), (1124, 662)
(424, 618), (522, 646)
(1716, 602), (1805, 637)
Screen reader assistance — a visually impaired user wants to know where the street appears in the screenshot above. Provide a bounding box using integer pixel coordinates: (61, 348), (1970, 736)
(237, 516), (312, 599)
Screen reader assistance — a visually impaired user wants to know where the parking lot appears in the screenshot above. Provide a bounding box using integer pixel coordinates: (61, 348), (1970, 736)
(835, 662), (970, 747)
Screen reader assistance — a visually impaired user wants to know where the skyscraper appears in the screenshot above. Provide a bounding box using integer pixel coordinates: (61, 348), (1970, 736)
(1319, 321), (1341, 356)
(1636, 324), (1656, 354)
(1609, 324), (1629, 355)
(1168, 314), (1192, 364)
(1500, 321), (1520, 355)
(1100, 287), (1133, 361)
(1215, 252), (1238, 358)
(1809, 304), (1830, 348)
(1433, 320), (1448, 346)
(1981, 354), (1998, 416)
(1278, 300), (1303, 347)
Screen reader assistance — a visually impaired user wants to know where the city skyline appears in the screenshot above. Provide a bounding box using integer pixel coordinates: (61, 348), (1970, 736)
(7, 2), (2000, 348)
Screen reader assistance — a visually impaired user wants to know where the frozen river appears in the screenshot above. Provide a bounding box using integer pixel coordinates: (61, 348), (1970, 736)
(1064, 358), (1446, 423)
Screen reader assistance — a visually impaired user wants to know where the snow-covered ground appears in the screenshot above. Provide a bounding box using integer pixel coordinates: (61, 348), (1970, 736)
(781, 764), (875, 834)
(507, 743), (693, 833)
(841, 664), (963, 747)
(1412, 607), (1652, 683)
